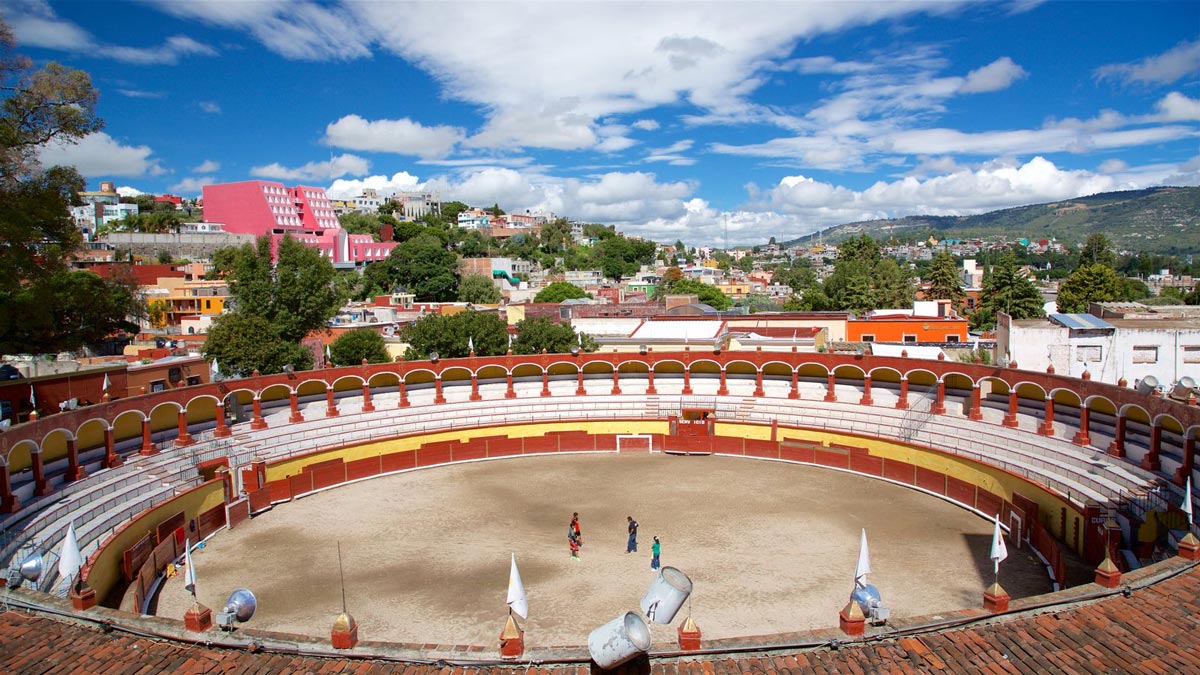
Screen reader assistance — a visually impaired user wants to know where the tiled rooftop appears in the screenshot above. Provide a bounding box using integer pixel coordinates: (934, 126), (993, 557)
(2, 559), (1198, 673)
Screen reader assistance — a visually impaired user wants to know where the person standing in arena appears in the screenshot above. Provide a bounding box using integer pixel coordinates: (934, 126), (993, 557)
(570, 512), (582, 547)
(626, 516), (639, 553)
(650, 535), (661, 570)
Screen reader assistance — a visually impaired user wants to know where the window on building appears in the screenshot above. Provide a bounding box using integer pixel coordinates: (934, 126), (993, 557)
(1077, 345), (1102, 362)
(205, 300), (211, 310)
(903, 334), (917, 343)
(861, 334), (875, 342)
(150, 380), (166, 393)
(1132, 346), (1158, 364)
(1182, 346), (1200, 363)
(945, 335), (960, 342)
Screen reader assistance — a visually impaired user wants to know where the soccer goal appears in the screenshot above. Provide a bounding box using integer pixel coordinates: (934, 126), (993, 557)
(616, 434), (654, 453)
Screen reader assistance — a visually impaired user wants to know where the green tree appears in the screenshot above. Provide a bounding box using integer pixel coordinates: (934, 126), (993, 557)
(1056, 263), (1122, 313)
(329, 328), (390, 366)
(0, 22), (128, 353)
(534, 281), (590, 303)
(925, 250), (964, 307)
(1077, 233), (1116, 270)
(513, 317), (596, 354)
(658, 277), (731, 310)
(458, 274), (502, 304)
(339, 212), (382, 240)
(740, 294), (778, 313)
(971, 253), (1044, 330)
(871, 258), (913, 309)
(401, 310), (508, 360)
(203, 314), (312, 377)
(1185, 285), (1200, 305)
(439, 201), (470, 223)
(841, 275), (875, 316)
(272, 235), (339, 342)
(539, 217), (572, 252)
(390, 233), (459, 301)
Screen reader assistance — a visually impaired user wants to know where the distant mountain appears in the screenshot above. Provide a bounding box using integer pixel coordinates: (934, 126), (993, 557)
(782, 187), (1200, 256)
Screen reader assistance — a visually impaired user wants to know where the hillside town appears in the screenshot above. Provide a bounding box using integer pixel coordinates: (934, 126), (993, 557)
(3, 176), (1198, 423)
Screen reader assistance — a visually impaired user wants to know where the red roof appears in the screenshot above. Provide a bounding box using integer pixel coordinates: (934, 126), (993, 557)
(90, 263), (185, 286)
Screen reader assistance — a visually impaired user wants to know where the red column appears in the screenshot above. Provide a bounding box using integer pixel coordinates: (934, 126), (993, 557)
(789, 369), (799, 400)
(575, 369), (586, 396)
(32, 450), (51, 496)
(969, 385), (983, 421)
(1108, 414), (1126, 458)
(470, 374), (482, 401)
(611, 369), (622, 396)
(717, 368), (729, 396)
(0, 465), (19, 513)
(682, 364), (693, 395)
(646, 368), (657, 395)
(214, 402), (231, 438)
(930, 380), (946, 415)
(175, 409), (194, 447)
(434, 377), (446, 405)
(140, 418), (157, 455)
(859, 376), (873, 406)
(824, 373), (837, 402)
(1038, 397), (1055, 436)
(398, 379), (410, 407)
(896, 378), (909, 409)
(1072, 405), (1091, 446)
(289, 391), (304, 423)
(362, 383), (375, 412)
(541, 369), (551, 397)
(326, 387), (340, 417)
(1175, 434), (1196, 486)
(65, 438), (85, 483)
(1003, 391), (1019, 428)
(1142, 423), (1162, 471)
(505, 372), (516, 399)
(250, 397), (268, 430)
(753, 369), (764, 398)
(103, 427), (121, 468)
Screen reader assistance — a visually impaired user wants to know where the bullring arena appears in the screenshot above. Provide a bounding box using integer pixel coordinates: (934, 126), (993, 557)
(2, 351), (1199, 673)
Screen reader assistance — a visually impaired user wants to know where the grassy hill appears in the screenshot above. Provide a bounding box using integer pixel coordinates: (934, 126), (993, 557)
(783, 187), (1200, 255)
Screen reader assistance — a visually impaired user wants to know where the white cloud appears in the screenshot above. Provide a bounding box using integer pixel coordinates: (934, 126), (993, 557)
(38, 132), (165, 178)
(99, 35), (217, 65)
(347, 2), (958, 151)
(645, 139), (696, 165)
(192, 160), (221, 173)
(250, 153), (370, 182)
(115, 186), (144, 197)
(1097, 158), (1128, 173)
(326, 171), (423, 200)
(168, 176), (216, 196)
(199, 101), (221, 114)
(324, 114), (465, 159)
(1096, 38), (1200, 86)
(1154, 92), (1200, 122)
(632, 119), (661, 131)
(959, 57), (1027, 93)
(116, 89), (164, 99)
(144, 0), (373, 61)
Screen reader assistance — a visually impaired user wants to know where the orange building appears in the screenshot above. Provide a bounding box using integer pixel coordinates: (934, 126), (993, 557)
(847, 301), (968, 344)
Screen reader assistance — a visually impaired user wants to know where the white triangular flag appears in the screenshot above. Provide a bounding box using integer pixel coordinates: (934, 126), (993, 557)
(577, 332), (582, 347)
(102, 373), (110, 392)
(58, 522), (82, 581)
(29, 385), (36, 409)
(210, 358), (220, 376)
(468, 336), (474, 353)
(325, 344), (332, 360)
(506, 553), (528, 619)
(854, 528), (871, 588)
(1184, 476), (1194, 525)
(990, 514), (1008, 575)
(183, 539), (197, 597)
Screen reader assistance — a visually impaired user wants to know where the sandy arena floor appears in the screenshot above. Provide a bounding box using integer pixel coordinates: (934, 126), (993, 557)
(156, 453), (1051, 647)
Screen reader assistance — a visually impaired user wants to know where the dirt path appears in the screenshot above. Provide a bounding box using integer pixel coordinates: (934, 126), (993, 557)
(157, 453), (1051, 647)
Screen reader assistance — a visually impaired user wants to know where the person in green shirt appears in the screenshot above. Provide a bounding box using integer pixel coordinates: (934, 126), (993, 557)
(650, 536), (661, 570)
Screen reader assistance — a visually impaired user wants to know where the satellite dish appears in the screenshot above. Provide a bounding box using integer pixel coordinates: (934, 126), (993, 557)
(216, 588), (257, 629)
(19, 552), (43, 582)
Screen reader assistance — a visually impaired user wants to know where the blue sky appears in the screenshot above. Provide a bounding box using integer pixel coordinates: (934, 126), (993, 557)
(4, 0), (1199, 246)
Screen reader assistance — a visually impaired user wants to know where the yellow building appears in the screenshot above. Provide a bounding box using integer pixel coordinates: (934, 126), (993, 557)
(714, 281), (751, 301)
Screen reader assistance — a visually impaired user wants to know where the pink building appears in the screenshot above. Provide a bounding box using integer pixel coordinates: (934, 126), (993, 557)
(202, 180), (396, 266)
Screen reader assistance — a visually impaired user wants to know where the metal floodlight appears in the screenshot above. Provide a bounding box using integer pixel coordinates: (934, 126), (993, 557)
(638, 344), (648, 355)
(215, 588), (257, 630)
(429, 351), (439, 362)
(571, 346), (580, 356)
(18, 552), (43, 583)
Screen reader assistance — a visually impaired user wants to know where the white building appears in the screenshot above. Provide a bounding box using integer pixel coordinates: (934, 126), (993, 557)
(996, 304), (1200, 391)
(352, 189), (382, 214)
(391, 191), (440, 220)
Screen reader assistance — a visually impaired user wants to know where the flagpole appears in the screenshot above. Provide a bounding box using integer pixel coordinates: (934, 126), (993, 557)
(338, 540), (347, 614)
